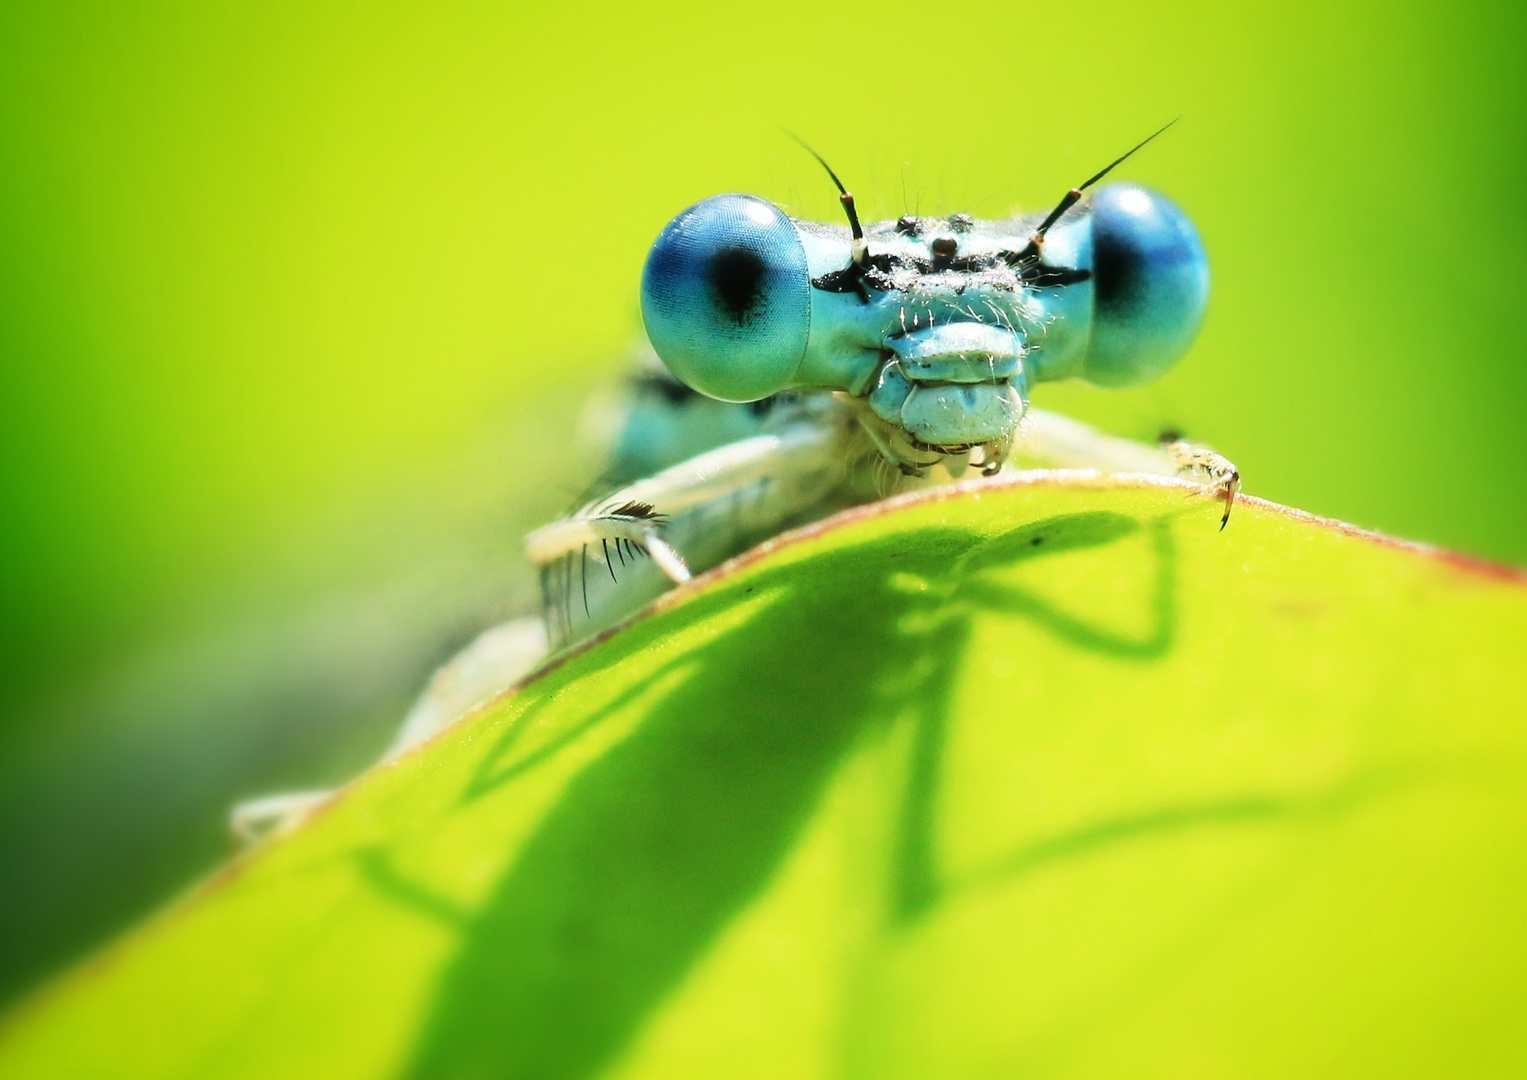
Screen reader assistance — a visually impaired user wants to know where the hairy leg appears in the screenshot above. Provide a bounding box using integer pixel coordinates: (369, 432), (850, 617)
(525, 417), (850, 586)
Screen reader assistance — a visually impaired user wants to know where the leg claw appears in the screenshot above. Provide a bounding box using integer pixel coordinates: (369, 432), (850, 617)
(1164, 441), (1241, 530)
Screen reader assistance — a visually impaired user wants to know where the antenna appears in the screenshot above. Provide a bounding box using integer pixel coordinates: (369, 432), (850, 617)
(785, 131), (867, 266)
(1009, 117), (1180, 265)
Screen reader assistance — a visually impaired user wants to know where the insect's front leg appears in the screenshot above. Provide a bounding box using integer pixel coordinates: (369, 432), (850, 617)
(1163, 440), (1241, 530)
(525, 418), (849, 588)
(1018, 408), (1240, 526)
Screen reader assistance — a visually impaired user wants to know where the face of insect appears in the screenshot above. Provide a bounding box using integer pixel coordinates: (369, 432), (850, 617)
(639, 183), (1207, 466)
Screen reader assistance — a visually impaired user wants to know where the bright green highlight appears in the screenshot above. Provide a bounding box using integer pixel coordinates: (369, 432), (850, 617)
(3, 480), (1522, 1078)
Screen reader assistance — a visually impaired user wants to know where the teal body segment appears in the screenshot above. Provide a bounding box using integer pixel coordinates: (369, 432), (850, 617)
(639, 180), (1207, 459)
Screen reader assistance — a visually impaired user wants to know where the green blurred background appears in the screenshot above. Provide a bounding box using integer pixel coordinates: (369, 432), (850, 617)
(0, 0), (1521, 1006)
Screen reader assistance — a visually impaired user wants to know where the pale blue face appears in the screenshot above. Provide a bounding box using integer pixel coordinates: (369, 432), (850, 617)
(640, 183), (1208, 453)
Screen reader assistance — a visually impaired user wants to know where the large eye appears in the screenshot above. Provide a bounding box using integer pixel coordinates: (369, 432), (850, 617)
(1083, 183), (1209, 387)
(640, 194), (811, 402)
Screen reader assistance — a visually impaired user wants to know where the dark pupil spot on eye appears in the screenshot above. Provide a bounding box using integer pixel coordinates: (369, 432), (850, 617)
(708, 246), (768, 326)
(1093, 226), (1148, 314)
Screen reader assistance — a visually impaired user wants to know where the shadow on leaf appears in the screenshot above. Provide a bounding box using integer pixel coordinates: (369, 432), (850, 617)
(381, 510), (1180, 1079)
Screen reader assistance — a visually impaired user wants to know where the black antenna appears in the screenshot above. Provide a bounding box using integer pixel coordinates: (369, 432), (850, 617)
(1010, 117), (1180, 264)
(785, 131), (867, 266)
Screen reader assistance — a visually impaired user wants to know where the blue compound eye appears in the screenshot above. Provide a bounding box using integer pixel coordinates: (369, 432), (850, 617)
(1083, 183), (1209, 387)
(641, 194), (811, 402)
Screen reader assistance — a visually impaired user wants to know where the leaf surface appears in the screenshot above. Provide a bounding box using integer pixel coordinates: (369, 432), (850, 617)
(4, 475), (1524, 1079)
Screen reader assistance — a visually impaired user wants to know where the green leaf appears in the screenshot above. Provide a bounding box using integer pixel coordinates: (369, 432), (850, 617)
(3, 476), (1524, 1079)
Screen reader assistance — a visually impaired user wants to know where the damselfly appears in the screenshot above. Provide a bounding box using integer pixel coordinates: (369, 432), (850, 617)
(233, 128), (1238, 839)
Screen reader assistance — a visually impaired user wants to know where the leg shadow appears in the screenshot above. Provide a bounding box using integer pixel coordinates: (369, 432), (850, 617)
(396, 511), (1167, 1079)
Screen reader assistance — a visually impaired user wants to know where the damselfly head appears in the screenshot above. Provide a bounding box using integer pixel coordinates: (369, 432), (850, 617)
(638, 127), (1208, 472)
